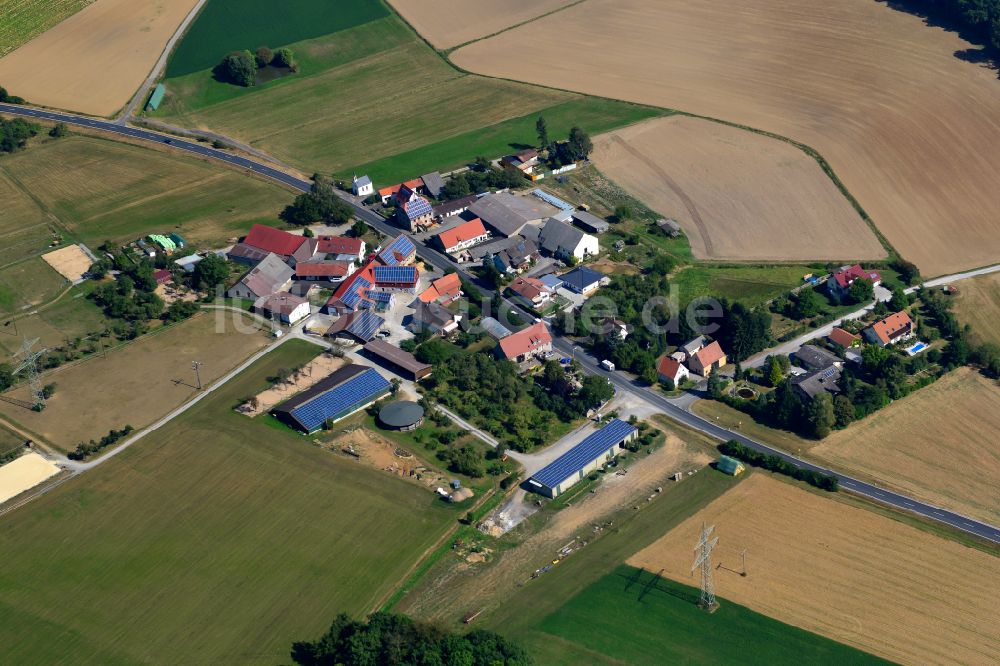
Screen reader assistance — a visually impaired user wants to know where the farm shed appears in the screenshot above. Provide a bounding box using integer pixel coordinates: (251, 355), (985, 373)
(526, 419), (639, 498)
(272, 365), (391, 434)
(363, 339), (432, 381)
(145, 84), (166, 112)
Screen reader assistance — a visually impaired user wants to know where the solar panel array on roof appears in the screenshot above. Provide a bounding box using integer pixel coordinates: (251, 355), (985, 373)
(403, 196), (433, 220)
(340, 275), (372, 310)
(289, 368), (390, 432)
(379, 236), (415, 266)
(531, 189), (574, 211)
(374, 265), (418, 284)
(531, 419), (638, 488)
(346, 310), (384, 341)
(371, 291), (394, 303)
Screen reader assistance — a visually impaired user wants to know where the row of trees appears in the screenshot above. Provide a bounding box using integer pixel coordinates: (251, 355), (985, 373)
(535, 117), (594, 166)
(897, 0), (1000, 49)
(290, 612), (531, 665)
(440, 159), (526, 201)
(283, 174), (354, 225)
(215, 46), (296, 87)
(718, 440), (838, 491)
(0, 86), (24, 104)
(68, 425), (135, 461)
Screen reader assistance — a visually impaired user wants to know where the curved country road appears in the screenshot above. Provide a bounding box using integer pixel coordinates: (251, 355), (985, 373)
(1, 102), (998, 545)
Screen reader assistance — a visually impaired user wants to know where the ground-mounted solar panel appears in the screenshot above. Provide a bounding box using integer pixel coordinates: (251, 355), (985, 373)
(531, 419), (638, 488)
(289, 368), (391, 432)
(532, 188), (574, 211)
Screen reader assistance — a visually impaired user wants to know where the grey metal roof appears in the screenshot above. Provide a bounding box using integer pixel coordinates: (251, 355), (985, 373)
(530, 419), (638, 489)
(791, 365), (842, 399)
(682, 336), (706, 355)
(469, 193), (559, 237)
(793, 345), (842, 371)
(539, 274), (563, 290)
(571, 210), (609, 234)
(354, 175), (372, 187)
(412, 300), (456, 328)
(421, 172), (445, 197)
(539, 218), (587, 255)
(379, 401), (425, 428)
(237, 253), (293, 298)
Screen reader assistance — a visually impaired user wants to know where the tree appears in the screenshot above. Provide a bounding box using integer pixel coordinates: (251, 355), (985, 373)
(301, 226), (314, 238)
(833, 394), (855, 428)
(0, 363), (13, 392)
(641, 365), (658, 385)
(847, 277), (874, 304)
(568, 126), (593, 160)
(661, 376), (675, 391)
(273, 47), (295, 68)
(49, 122), (69, 138)
(350, 219), (367, 238)
(389, 378), (401, 396)
(255, 46), (274, 68)
(707, 365), (724, 398)
(284, 176), (353, 225)
(891, 258), (920, 285)
(888, 286), (908, 312)
(718, 300), (771, 361)
(216, 50), (257, 86)
(578, 374), (614, 407)
(0, 86), (25, 104)
(788, 288), (821, 319)
(767, 356), (785, 387)
(0, 117), (39, 153)
(536, 116), (549, 148)
(805, 392), (835, 438)
(193, 253), (229, 290)
(612, 204), (634, 222)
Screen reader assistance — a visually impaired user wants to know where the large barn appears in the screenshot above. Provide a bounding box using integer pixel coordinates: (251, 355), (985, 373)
(271, 365), (390, 434)
(526, 419), (639, 498)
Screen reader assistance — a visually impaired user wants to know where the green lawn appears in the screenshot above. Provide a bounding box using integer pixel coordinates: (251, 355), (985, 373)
(531, 565), (890, 665)
(0, 0), (91, 57)
(0, 424), (23, 456)
(0, 257), (67, 314)
(0, 340), (460, 664)
(165, 0), (388, 77)
(672, 264), (818, 307)
(156, 14), (663, 181)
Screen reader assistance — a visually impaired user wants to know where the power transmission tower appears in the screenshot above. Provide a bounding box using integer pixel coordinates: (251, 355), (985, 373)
(13, 338), (46, 409)
(191, 361), (203, 390)
(691, 522), (720, 612)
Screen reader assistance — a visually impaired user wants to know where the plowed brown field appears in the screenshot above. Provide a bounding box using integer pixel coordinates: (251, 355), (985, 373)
(0, 0), (200, 116)
(386, 0), (576, 49)
(591, 117), (884, 261)
(452, 0), (1000, 276)
(628, 474), (1000, 665)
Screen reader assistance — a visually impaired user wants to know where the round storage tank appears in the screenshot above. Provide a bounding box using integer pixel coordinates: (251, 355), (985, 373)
(378, 400), (425, 431)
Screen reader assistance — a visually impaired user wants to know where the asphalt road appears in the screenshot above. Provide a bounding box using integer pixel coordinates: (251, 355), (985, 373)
(2, 103), (998, 545)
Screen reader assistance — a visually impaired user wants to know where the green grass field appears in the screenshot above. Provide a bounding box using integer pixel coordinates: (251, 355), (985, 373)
(671, 264), (817, 307)
(0, 284), (108, 360)
(530, 565), (889, 665)
(166, 0), (388, 77)
(0, 257), (67, 314)
(156, 14), (663, 182)
(0, 340), (460, 664)
(0, 424), (23, 456)
(0, 0), (92, 57)
(0, 135), (294, 251)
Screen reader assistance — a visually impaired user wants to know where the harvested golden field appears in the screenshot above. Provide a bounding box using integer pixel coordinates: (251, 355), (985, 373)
(0, 0), (200, 116)
(0, 312), (269, 452)
(628, 474), (1000, 665)
(386, 0), (576, 49)
(811, 368), (1000, 526)
(953, 273), (1000, 346)
(452, 0), (1000, 276)
(591, 117), (884, 261)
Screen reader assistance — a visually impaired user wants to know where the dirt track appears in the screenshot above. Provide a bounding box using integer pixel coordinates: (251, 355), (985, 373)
(591, 117), (884, 262)
(628, 474), (1000, 665)
(452, 0), (1000, 276)
(0, 0), (200, 116)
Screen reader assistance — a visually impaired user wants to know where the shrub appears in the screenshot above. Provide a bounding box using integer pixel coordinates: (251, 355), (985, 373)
(254, 46), (274, 68)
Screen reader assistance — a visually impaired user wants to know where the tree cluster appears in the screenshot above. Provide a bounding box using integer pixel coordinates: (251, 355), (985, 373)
(0, 86), (24, 104)
(90, 258), (164, 322)
(0, 364), (12, 392)
(290, 612), (531, 666)
(531, 360), (615, 421)
(904, 0), (1000, 49)
(283, 175), (353, 225)
(192, 253), (230, 291)
(718, 440), (838, 491)
(0, 117), (38, 153)
(546, 125), (593, 167)
(440, 162), (525, 201)
(215, 47), (297, 87)
(68, 426), (135, 461)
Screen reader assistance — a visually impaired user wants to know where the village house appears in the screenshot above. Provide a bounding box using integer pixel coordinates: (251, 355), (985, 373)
(827, 264), (882, 298)
(294, 259), (356, 283)
(433, 218), (489, 255)
(827, 326), (861, 348)
(395, 185), (435, 232)
(316, 235), (366, 262)
(227, 253), (294, 301)
(534, 218), (599, 260)
(496, 321), (553, 363)
(500, 149), (540, 175)
(432, 194), (479, 222)
(558, 266), (609, 296)
(254, 292), (311, 325)
(418, 273), (462, 305)
(791, 365), (842, 400)
(657, 356), (690, 386)
(420, 171), (444, 199)
(409, 300), (462, 335)
(680, 336), (706, 360)
(687, 340), (727, 378)
(792, 345), (844, 372)
(378, 177), (425, 205)
(506, 276), (553, 310)
(863, 310), (915, 347)
(235, 224), (316, 267)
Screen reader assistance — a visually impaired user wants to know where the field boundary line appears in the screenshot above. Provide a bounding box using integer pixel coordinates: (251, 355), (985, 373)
(441, 0), (592, 55)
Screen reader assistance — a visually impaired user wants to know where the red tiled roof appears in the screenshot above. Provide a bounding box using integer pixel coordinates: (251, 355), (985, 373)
(867, 311), (913, 345)
(419, 273), (462, 303)
(498, 322), (552, 360)
(296, 261), (354, 278)
(508, 276), (550, 301)
(153, 269), (172, 283)
(243, 224), (307, 257)
(436, 218), (487, 251)
(833, 264), (881, 289)
(657, 356), (684, 379)
(378, 178), (425, 199)
(828, 327), (861, 347)
(691, 341), (726, 369)
(317, 236), (363, 255)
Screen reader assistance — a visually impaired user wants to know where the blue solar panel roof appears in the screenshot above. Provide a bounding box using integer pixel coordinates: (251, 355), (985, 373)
(371, 291), (394, 302)
(374, 265), (417, 284)
(403, 197), (433, 220)
(340, 275), (372, 309)
(379, 236), (415, 266)
(531, 419), (638, 488)
(289, 368), (390, 432)
(532, 188), (574, 211)
(346, 310), (384, 341)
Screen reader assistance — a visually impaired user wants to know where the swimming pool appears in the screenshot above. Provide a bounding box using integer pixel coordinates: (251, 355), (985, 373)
(905, 341), (928, 356)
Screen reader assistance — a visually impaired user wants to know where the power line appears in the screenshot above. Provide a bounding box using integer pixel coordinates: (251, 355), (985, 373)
(13, 338), (47, 410)
(691, 522), (720, 612)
